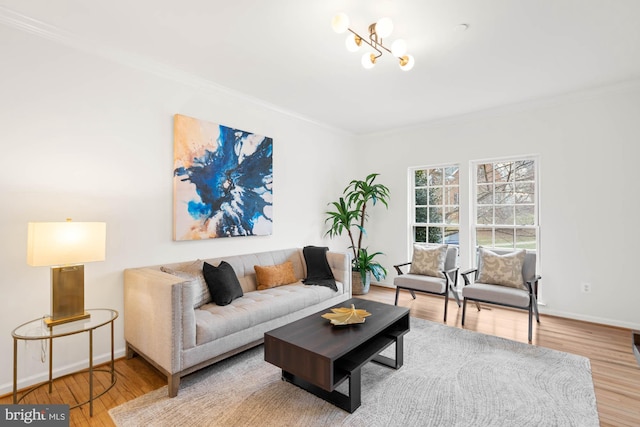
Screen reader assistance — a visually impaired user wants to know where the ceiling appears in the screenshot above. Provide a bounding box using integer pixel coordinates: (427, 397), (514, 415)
(2, 0), (640, 135)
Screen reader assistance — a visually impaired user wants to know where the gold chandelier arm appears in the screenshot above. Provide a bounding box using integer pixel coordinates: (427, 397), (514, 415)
(347, 28), (361, 44)
(348, 28), (388, 58)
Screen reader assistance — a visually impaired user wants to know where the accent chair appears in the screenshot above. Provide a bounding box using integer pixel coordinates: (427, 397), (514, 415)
(393, 244), (460, 322)
(461, 247), (541, 342)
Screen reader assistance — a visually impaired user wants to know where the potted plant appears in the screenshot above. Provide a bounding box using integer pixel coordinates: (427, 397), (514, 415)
(325, 173), (390, 294)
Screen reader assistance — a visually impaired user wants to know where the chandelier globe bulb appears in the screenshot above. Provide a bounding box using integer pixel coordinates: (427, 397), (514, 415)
(399, 54), (415, 71)
(361, 53), (376, 69)
(376, 17), (393, 38)
(345, 34), (360, 52)
(332, 13), (350, 33)
(391, 39), (407, 57)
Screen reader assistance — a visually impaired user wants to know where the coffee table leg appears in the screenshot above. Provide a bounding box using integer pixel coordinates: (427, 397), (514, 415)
(396, 335), (404, 367)
(347, 368), (361, 412)
(282, 369), (362, 413)
(372, 335), (404, 369)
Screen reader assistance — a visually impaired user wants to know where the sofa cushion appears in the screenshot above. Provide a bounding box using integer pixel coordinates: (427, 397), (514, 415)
(160, 260), (210, 308)
(477, 248), (526, 289)
(254, 261), (298, 290)
(194, 281), (344, 345)
(409, 244), (447, 278)
(203, 261), (244, 306)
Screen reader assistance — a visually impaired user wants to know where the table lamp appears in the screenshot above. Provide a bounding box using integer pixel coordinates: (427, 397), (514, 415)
(27, 219), (106, 328)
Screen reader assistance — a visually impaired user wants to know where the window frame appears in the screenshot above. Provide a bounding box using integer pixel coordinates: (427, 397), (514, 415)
(470, 155), (540, 252)
(408, 163), (461, 249)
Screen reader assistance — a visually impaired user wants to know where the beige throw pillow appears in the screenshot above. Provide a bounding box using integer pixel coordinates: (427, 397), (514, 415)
(476, 248), (526, 289)
(409, 244), (448, 278)
(161, 259), (211, 308)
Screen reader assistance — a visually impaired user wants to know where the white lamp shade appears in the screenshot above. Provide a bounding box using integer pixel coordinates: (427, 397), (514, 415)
(361, 53), (375, 69)
(332, 13), (349, 33)
(27, 221), (106, 266)
(345, 34), (360, 52)
(376, 17), (393, 38)
(391, 39), (407, 57)
(399, 54), (415, 71)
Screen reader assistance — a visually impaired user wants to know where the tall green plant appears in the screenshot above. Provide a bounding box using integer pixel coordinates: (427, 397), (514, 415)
(325, 173), (390, 284)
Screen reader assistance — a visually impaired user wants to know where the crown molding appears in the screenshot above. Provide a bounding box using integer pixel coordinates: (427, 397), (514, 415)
(0, 5), (351, 137)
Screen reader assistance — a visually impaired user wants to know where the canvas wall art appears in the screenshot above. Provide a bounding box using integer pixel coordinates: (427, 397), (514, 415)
(173, 114), (273, 240)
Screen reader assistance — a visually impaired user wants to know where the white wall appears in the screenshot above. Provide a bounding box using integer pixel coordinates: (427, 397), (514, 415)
(0, 26), (355, 393)
(357, 81), (640, 330)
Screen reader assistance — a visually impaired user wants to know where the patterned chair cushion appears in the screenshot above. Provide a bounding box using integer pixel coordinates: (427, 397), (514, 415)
(476, 248), (526, 289)
(409, 244), (448, 278)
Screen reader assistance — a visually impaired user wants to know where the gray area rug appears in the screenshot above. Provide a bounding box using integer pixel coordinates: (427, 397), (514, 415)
(109, 318), (599, 426)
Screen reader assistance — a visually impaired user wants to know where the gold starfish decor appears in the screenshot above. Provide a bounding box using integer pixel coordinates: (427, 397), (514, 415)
(321, 304), (372, 325)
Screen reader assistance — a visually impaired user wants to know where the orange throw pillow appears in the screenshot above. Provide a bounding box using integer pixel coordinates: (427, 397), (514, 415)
(255, 261), (298, 290)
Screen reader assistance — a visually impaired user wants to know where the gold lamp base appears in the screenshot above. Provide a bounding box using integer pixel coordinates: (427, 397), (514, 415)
(46, 265), (91, 328)
(44, 311), (91, 328)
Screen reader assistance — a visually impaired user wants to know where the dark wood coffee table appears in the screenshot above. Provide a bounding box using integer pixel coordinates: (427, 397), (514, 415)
(264, 298), (410, 413)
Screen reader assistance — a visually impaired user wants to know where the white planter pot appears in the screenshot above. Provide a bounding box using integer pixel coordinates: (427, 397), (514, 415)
(352, 270), (371, 295)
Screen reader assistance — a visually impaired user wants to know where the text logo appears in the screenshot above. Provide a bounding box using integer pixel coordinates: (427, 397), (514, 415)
(1, 405), (69, 426)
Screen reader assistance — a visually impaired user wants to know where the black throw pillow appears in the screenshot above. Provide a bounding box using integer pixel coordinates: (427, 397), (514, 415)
(202, 261), (244, 306)
(302, 246), (338, 292)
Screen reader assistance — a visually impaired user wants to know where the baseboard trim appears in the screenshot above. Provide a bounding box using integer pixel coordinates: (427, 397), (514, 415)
(537, 307), (640, 331)
(0, 347), (127, 397)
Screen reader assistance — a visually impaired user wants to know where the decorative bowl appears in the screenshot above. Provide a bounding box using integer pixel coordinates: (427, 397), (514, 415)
(321, 304), (371, 326)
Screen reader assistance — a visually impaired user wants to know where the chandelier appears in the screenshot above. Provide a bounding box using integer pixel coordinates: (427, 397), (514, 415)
(332, 13), (415, 71)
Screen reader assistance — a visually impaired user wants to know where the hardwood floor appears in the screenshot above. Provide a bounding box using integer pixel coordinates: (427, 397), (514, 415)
(365, 287), (640, 427)
(2, 285), (639, 426)
(1, 353), (166, 427)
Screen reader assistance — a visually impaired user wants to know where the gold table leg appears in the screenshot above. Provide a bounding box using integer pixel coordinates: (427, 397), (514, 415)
(111, 319), (115, 382)
(49, 335), (53, 393)
(13, 337), (17, 404)
(89, 329), (94, 417)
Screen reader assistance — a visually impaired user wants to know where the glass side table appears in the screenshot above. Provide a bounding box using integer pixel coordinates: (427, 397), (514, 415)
(12, 308), (118, 416)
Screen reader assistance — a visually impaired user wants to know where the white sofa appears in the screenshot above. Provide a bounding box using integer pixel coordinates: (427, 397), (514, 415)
(123, 247), (351, 397)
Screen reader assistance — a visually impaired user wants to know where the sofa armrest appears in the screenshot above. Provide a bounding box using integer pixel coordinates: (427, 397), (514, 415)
(326, 251), (352, 296)
(124, 268), (196, 375)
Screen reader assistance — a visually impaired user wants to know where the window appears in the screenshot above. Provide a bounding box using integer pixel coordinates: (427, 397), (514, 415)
(411, 165), (460, 246)
(472, 157), (538, 250)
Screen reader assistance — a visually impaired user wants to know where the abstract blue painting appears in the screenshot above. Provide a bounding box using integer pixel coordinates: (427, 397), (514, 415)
(173, 114), (273, 240)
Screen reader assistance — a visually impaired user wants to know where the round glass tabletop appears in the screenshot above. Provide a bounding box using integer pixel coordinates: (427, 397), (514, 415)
(12, 308), (118, 339)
